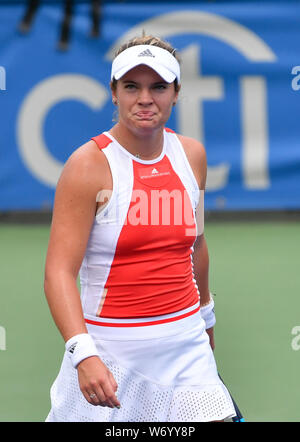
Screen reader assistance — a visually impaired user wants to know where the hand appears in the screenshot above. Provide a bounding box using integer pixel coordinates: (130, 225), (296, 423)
(77, 356), (121, 408)
(206, 327), (215, 351)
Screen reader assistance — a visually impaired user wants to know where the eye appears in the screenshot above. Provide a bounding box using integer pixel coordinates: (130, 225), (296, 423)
(153, 84), (167, 90)
(124, 83), (137, 90)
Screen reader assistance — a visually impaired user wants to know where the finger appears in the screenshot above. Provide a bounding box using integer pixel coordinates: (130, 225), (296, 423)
(102, 379), (121, 408)
(101, 399), (115, 408)
(82, 389), (98, 406)
(108, 371), (118, 392)
(88, 392), (100, 405)
(90, 386), (109, 407)
(86, 392), (112, 408)
(91, 384), (116, 408)
(81, 382), (106, 407)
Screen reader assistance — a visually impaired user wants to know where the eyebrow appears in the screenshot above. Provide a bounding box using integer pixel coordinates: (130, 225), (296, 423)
(121, 80), (169, 86)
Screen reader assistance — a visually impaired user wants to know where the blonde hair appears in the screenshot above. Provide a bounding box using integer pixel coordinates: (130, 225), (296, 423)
(114, 34), (180, 62)
(111, 34), (180, 92)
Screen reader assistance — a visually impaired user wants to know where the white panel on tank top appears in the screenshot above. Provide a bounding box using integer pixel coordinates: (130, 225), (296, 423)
(164, 132), (200, 214)
(80, 141), (134, 315)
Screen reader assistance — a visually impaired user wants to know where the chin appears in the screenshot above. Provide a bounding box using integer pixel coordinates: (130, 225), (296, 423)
(133, 120), (158, 132)
(136, 117), (167, 129)
(137, 124), (163, 135)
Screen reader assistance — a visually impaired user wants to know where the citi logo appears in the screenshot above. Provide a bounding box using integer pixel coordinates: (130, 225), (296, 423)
(138, 49), (155, 57)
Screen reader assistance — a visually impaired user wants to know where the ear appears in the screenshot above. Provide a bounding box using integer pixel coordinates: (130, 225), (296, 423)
(172, 83), (181, 106)
(110, 80), (118, 105)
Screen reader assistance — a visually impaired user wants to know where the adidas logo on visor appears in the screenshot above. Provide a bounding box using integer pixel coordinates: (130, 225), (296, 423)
(138, 49), (155, 57)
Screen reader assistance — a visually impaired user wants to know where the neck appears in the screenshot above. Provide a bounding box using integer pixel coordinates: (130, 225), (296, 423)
(110, 123), (164, 160)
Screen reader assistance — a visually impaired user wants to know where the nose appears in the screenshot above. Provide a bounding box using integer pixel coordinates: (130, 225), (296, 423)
(137, 88), (153, 106)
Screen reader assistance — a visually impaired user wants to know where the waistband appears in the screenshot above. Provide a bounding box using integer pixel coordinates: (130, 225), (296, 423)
(85, 302), (203, 340)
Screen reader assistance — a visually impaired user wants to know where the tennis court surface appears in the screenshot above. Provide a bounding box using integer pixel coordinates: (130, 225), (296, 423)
(0, 220), (299, 422)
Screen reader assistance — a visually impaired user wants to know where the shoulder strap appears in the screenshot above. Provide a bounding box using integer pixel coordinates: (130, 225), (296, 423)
(91, 133), (112, 150)
(164, 127), (175, 134)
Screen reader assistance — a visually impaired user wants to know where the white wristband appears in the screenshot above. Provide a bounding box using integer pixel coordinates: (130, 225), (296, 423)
(200, 296), (216, 329)
(65, 333), (99, 368)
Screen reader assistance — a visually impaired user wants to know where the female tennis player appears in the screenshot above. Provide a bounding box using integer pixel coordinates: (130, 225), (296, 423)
(44, 35), (236, 422)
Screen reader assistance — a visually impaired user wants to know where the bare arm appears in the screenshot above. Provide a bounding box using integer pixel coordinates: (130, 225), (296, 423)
(192, 232), (215, 349)
(178, 134), (215, 349)
(44, 142), (98, 341)
(193, 234), (210, 305)
(44, 141), (120, 408)
(177, 135), (210, 302)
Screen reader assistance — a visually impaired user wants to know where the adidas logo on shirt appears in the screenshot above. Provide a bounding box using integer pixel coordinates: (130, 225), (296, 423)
(138, 49), (155, 57)
(152, 168), (159, 174)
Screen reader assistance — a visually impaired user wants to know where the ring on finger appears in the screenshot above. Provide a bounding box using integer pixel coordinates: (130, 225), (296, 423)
(89, 393), (97, 399)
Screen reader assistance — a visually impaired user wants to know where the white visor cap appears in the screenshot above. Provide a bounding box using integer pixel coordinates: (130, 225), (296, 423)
(111, 45), (180, 84)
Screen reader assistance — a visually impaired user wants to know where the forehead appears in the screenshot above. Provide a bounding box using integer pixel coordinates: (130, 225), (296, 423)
(120, 65), (166, 83)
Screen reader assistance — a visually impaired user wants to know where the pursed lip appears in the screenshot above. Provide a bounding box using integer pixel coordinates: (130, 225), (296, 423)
(135, 111), (156, 119)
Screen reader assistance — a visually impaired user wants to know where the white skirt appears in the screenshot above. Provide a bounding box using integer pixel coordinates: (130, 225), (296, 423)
(46, 305), (236, 422)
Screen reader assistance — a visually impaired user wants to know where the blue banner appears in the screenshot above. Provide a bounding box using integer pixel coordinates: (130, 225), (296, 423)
(0, 1), (300, 210)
